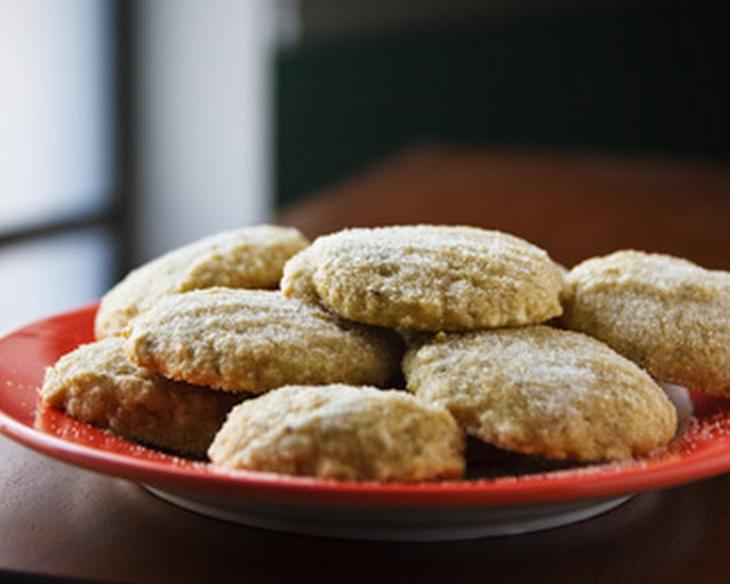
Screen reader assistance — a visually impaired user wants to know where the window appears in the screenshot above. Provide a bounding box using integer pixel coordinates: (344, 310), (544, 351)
(0, 0), (120, 333)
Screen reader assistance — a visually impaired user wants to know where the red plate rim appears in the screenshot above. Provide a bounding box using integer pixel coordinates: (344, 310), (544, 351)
(1, 304), (729, 509)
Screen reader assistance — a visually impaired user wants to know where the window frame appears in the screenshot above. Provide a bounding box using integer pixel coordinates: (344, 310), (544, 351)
(0, 1), (133, 283)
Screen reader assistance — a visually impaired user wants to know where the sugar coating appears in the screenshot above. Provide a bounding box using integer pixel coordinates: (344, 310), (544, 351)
(403, 326), (677, 461)
(281, 225), (564, 331)
(126, 289), (403, 393)
(562, 250), (730, 397)
(208, 384), (465, 481)
(40, 337), (241, 456)
(95, 225), (309, 338)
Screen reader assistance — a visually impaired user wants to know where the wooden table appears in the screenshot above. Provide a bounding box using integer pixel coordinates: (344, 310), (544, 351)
(280, 147), (730, 268)
(2, 148), (730, 583)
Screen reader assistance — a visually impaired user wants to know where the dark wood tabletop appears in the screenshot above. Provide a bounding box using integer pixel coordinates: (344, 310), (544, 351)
(280, 147), (730, 268)
(2, 148), (730, 584)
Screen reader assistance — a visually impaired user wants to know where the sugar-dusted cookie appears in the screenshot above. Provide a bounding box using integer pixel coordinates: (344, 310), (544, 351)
(403, 326), (677, 461)
(95, 225), (309, 338)
(562, 250), (730, 397)
(40, 337), (241, 457)
(208, 384), (465, 481)
(126, 288), (403, 393)
(281, 225), (563, 331)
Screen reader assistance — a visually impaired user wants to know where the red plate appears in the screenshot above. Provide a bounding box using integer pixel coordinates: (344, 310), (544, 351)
(1, 305), (729, 540)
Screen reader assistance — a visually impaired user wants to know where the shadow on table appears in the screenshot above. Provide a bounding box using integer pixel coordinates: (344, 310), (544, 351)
(113, 475), (715, 584)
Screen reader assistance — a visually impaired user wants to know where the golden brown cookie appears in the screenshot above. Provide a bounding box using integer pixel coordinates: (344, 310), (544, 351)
(208, 384), (465, 481)
(95, 225), (309, 338)
(403, 326), (677, 461)
(40, 337), (241, 457)
(562, 250), (730, 397)
(126, 288), (403, 393)
(281, 225), (563, 331)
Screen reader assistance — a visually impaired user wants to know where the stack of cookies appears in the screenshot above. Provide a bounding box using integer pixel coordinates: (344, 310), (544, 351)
(41, 224), (730, 482)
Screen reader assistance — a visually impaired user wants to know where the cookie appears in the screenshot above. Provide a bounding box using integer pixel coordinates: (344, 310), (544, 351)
(403, 326), (677, 461)
(95, 225), (309, 338)
(208, 384), (465, 481)
(40, 337), (241, 457)
(281, 225), (563, 331)
(562, 250), (730, 397)
(126, 288), (403, 393)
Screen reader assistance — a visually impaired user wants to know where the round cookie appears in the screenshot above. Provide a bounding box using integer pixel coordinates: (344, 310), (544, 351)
(403, 326), (677, 461)
(95, 224), (309, 338)
(40, 337), (241, 457)
(562, 250), (730, 397)
(208, 384), (465, 481)
(126, 288), (403, 393)
(281, 225), (563, 331)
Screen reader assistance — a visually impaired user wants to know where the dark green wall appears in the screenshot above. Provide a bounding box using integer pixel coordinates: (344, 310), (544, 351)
(275, 1), (730, 206)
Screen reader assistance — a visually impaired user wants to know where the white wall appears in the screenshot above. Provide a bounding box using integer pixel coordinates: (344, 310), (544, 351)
(134, 0), (273, 262)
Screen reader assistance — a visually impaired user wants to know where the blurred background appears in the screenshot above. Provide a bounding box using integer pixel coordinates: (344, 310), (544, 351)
(1, 0), (729, 333)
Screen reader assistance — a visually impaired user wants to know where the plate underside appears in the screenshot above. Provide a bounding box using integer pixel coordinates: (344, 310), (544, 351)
(144, 485), (633, 541)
